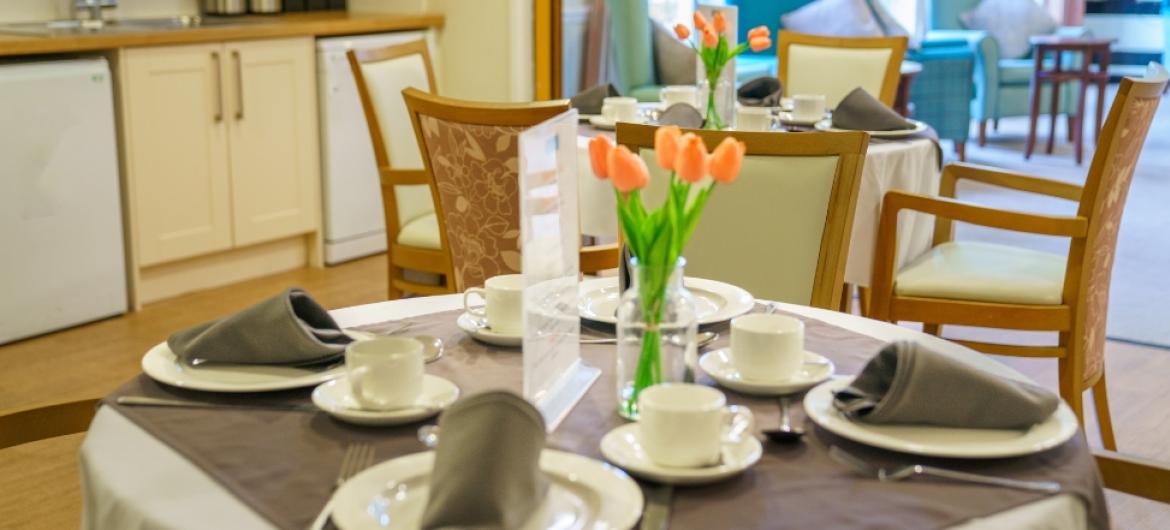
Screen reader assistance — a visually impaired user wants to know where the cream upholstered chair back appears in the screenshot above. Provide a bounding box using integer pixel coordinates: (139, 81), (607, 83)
(348, 40), (438, 235)
(616, 124), (868, 309)
(777, 31), (908, 108)
(402, 88), (570, 291)
(1066, 63), (1168, 386)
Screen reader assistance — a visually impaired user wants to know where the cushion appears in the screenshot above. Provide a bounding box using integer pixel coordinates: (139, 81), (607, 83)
(894, 241), (1066, 305)
(397, 212), (441, 250)
(959, 0), (1057, 60)
(782, 0), (908, 39)
(652, 21), (696, 87)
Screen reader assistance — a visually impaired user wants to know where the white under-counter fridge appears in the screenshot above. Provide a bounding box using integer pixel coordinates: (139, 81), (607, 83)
(317, 31), (427, 265)
(0, 57), (127, 345)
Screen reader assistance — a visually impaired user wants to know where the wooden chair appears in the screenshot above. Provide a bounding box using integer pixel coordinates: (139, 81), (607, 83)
(348, 40), (453, 299)
(869, 64), (1170, 450)
(1095, 450), (1170, 504)
(777, 31), (908, 108)
(401, 88), (620, 291)
(616, 123), (868, 309)
(1, 398), (100, 450)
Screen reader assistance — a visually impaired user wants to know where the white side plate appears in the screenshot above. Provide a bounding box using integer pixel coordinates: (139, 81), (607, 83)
(331, 449), (643, 530)
(578, 277), (754, 326)
(141, 342), (344, 393)
(804, 378), (1079, 459)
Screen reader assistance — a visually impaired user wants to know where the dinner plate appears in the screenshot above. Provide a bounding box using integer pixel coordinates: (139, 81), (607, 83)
(311, 374), (459, 426)
(577, 277), (754, 326)
(455, 312), (523, 347)
(813, 118), (929, 138)
(804, 378), (1079, 459)
(141, 342), (344, 393)
(330, 449), (643, 530)
(699, 348), (834, 396)
(599, 423), (762, 485)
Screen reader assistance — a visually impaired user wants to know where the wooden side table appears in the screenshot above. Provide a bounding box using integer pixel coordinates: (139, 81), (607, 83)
(1025, 36), (1113, 164)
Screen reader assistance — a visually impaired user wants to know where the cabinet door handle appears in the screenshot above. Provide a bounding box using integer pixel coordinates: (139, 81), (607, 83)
(211, 51), (223, 123)
(232, 49), (244, 121)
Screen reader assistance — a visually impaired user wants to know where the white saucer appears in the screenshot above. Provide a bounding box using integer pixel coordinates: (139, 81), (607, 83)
(456, 312), (522, 347)
(331, 449), (642, 530)
(700, 349), (834, 396)
(776, 112), (823, 126)
(588, 115), (646, 131)
(311, 374), (459, 426)
(600, 423), (762, 485)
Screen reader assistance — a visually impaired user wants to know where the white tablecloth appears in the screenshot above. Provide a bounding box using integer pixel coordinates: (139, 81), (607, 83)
(80, 296), (1085, 530)
(576, 136), (941, 287)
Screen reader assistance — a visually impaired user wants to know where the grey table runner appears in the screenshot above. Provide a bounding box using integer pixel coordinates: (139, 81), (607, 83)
(104, 306), (1108, 530)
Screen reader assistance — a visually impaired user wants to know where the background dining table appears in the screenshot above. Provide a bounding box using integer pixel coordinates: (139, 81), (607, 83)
(576, 126), (942, 288)
(79, 294), (1094, 530)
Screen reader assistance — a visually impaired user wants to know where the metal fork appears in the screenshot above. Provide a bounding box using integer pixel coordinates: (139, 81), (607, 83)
(828, 445), (1061, 493)
(308, 443), (377, 530)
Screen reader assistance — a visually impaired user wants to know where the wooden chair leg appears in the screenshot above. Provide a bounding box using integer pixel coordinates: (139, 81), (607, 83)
(978, 120), (987, 147)
(1067, 114), (1076, 143)
(839, 283), (853, 313)
(1058, 356), (1086, 428)
(953, 141), (966, 161)
(922, 323), (942, 336)
(387, 263), (405, 300)
(1046, 81), (1061, 154)
(857, 287), (872, 317)
(1093, 375), (1119, 450)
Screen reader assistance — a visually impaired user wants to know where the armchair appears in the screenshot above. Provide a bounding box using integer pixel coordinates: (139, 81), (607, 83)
(929, 0), (1086, 146)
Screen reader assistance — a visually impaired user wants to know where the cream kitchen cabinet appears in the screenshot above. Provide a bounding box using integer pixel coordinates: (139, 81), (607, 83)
(118, 36), (321, 305)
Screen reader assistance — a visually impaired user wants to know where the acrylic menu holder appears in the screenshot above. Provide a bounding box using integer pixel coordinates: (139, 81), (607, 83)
(518, 108), (600, 431)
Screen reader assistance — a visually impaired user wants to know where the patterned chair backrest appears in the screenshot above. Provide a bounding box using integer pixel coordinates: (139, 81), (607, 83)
(778, 31), (908, 108)
(616, 124), (868, 309)
(349, 40), (438, 230)
(1067, 63), (1168, 385)
(402, 89), (570, 291)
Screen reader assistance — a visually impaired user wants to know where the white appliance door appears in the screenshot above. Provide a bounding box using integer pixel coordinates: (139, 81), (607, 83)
(318, 31), (427, 264)
(0, 58), (127, 344)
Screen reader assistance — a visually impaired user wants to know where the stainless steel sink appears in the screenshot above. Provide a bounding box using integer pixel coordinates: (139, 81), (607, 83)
(0, 16), (259, 36)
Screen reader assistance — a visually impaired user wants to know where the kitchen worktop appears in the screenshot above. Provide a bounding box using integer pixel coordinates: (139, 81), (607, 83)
(0, 11), (443, 57)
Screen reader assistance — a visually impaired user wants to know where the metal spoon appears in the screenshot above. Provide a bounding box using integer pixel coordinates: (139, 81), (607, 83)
(580, 331), (719, 348)
(762, 396), (805, 443)
(415, 335), (445, 363)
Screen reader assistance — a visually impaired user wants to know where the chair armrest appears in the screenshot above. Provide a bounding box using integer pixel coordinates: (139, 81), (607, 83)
(1094, 450), (1170, 504)
(869, 191), (1087, 320)
(934, 162), (1082, 245)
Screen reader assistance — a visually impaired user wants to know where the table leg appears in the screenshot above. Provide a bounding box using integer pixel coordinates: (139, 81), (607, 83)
(1075, 78), (1089, 165)
(1025, 54), (1044, 159)
(1095, 79), (1107, 143)
(1047, 78), (1061, 155)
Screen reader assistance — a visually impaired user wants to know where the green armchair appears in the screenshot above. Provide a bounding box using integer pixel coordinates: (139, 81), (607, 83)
(929, 0), (1086, 145)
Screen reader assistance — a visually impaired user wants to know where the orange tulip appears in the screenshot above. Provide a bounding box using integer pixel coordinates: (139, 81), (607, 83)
(693, 11), (708, 31)
(702, 28), (718, 48)
(607, 145), (650, 192)
(749, 36), (772, 52)
(713, 11), (727, 33)
(748, 25), (770, 40)
(588, 135), (613, 179)
(709, 137), (746, 184)
(674, 133), (709, 184)
(673, 23), (690, 40)
(653, 126), (682, 171)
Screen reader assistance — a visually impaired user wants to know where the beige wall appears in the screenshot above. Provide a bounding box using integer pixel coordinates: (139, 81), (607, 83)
(0, 0), (197, 22)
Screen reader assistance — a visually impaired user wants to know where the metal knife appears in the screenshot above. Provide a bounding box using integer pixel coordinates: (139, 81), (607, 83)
(640, 484), (674, 530)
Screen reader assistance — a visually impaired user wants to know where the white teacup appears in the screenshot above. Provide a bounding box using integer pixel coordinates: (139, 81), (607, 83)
(638, 384), (755, 468)
(736, 106), (773, 131)
(791, 94), (827, 122)
(730, 313), (805, 381)
(601, 96), (640, 123)
(346, 337), (424, 411)
(463, 274), (524, 335)
(660, 85), (698, 108)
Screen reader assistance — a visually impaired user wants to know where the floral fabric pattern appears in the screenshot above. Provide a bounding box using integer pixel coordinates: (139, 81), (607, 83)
(418, 115), (525, 291)
(1079, 96), (1159, 385)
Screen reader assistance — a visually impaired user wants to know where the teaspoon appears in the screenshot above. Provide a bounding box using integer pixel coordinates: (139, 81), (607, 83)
(762, 396), (805, 443)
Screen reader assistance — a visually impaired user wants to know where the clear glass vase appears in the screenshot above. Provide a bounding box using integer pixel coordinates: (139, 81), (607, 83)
(615, 258), (698, 419)
(697, 74), (735, 129)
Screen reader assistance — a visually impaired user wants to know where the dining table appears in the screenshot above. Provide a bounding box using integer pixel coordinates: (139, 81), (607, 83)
(576, 125), (942, 288)
(79, 293), (1103, 530)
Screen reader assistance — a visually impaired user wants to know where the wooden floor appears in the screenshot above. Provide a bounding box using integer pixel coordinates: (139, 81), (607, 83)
(2, 253), (1168, 528)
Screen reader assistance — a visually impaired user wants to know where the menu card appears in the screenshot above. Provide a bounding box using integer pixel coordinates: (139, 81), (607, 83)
(518, 108), (600, 431)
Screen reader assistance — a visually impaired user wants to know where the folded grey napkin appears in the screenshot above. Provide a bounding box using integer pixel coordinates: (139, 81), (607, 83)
(570, 83), (620, 115)
(737, 76), (783, 107)
(421, 391), (549, 529)
(167, 288), (351, 366)
(831, 87), (913, 131)
(833, 341), (1060, 430)
(657, 103), (704, 129)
